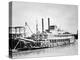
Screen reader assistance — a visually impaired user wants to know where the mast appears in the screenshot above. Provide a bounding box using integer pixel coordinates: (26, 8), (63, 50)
(36, 20), (39, 40)
(36, 20), (38, 34)
(24, 22), (27, 37)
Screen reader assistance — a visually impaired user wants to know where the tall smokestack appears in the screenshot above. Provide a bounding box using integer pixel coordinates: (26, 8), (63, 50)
(48, 18), (50, 32)
(42, 18), (44, 32)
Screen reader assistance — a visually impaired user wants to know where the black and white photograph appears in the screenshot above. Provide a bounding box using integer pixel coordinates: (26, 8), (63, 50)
(9, 1), (78, 59)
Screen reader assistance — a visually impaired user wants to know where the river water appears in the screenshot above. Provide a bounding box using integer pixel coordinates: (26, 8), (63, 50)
(12, 40), (78, 59)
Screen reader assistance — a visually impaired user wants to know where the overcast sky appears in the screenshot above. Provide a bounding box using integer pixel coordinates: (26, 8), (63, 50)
(11, 2), (78, 34)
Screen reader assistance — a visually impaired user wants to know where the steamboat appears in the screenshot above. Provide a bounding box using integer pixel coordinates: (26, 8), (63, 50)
(9, 18), (76, 52)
